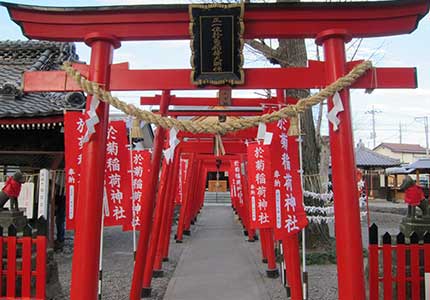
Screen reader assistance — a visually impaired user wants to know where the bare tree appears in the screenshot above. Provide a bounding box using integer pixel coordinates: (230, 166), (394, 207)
(245, 0), (333, 249)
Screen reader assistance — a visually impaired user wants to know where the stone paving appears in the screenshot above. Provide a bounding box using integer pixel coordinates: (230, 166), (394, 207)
(164, 205), (272, 300)
(51, 198), (406, 299)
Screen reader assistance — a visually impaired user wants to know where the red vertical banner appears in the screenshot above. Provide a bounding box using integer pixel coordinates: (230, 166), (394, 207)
(123, 150), (151, 231)
(246, 143), (276, 229)
(176, 158), (189, 205)
(64, 113), (134, 229)
(268, 119), (308, 240)
(229, 163), (238, 209)
(232, 160), (244, 209)
(64, 111), (86, 230)
(103, 121), (132, 227)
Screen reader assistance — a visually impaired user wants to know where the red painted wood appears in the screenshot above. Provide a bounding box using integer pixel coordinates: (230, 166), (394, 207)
(141, 95), (281, 107)
(282, 235), (303, 300)
(7, 236), (17, 298)
(265, 229), (277, 271)
(156, 110), (264, 117)
(154, 150), (180, 270)
(142, 159), (170, 288)
(70, 36), (118, 300)
(0, 238), (2, 297)
(4, 1), (428, 41)
(21, 236), (32, 298)
(176, 154), (195, 242)
(178, 128), (258, 140)
(425, 239), (430, 272)
(259, 229), (268, 262)
(35, 236), (47, 300)
(382, 243), (393, 300)
(410, 243), (420, 300)
(23, 64), (417, 92)
(130, 90), (170, 300)
(318, 30), (366, 300)
(396, 244), (406, 300)
(178, 141), (247, 154)
(368, 244), (379, 300)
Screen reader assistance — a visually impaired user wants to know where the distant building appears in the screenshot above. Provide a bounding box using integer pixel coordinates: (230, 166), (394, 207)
(373, 143), (427, 164)
(355, 142), (400, 199)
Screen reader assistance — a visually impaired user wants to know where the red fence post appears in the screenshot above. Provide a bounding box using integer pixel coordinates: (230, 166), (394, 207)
(316, 29), (365, 300)
(36, 217), (48, 300)
(7, 225), (17, 299)
(396, 232), (406, 300)
(70, 33), (120, 300)
(21, 224), (33, 298)
(130, 90), (170, 300)
(368, 224), (379, 300)
(0, 226), (2, 297)
(382, 233), (393, 300)
(410, 232), (421, 300)
(424, 232), (430, 300)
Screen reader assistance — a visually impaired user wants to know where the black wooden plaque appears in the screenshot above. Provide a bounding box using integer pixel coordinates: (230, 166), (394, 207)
(189, 4), (244, 86)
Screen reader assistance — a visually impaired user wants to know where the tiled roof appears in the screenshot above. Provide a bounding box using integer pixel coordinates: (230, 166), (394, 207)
(374, 143), (427, 154)
(0, 40), (85, 118)
(355, 145), (400, 168)
(407, 158), (430, 171)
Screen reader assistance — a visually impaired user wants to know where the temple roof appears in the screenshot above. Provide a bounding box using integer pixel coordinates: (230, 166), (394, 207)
(374, 142), (427, 154)
(0, 40), (85, 119)
(355, 144), (401, 168)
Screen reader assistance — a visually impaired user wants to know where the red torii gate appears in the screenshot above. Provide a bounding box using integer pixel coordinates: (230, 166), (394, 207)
(1, 1), (429, 299)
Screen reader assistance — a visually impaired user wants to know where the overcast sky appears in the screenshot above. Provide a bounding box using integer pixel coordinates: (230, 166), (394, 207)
(1, 0), (429, 150)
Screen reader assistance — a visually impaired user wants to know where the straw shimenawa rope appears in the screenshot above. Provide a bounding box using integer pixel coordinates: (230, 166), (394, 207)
(61, 60), (373, 135)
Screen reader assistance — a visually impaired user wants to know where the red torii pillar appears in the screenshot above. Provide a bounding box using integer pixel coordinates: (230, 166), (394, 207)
(153, 148), (181, 273)
(70, 33), (120, 300)
(130, 91), (171, 300)
(316, 29), (365, 300)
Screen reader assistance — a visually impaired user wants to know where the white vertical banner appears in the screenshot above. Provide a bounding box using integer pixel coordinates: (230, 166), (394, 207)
(425, 273), (429, 300)
(38, 169), (50, 218)
(19, 183), (35, 218)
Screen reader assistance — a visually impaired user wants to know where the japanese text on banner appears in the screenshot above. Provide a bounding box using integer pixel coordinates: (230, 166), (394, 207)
(247, 143), (276, 229)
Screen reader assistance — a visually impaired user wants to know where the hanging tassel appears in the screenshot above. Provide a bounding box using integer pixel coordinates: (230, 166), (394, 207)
(213, 134), (226, 156)
(130, 119), (144, 139)
(287, 116), (299, 136)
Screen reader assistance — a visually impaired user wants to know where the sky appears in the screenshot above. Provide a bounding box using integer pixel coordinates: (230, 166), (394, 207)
(1, 0), (430, 150)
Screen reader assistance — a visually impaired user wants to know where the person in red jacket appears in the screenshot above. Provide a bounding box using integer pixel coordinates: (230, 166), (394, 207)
(0, 171), (25, 211)
(400, 175), (426, 219)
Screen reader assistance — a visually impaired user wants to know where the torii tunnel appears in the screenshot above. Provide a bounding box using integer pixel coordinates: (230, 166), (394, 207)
(1, 0), (429, 299)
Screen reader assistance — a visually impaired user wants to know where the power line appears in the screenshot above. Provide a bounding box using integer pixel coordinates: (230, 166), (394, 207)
(365, 106), (382, 148)
(415, 116), (429, 157)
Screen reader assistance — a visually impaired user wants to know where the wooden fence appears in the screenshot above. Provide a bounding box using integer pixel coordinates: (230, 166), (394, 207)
(368, 224), (430, 300)
(0, 217), (47, 299)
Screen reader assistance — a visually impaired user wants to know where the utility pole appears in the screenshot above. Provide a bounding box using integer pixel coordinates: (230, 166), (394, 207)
(415, 116), (429, 157)
(365, 106), (382, 148)
(399, 122), (402, 144)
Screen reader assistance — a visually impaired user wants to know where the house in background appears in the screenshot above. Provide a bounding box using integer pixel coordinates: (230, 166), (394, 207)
(373, 143), (427, 164)
(355, 143), (400, 199)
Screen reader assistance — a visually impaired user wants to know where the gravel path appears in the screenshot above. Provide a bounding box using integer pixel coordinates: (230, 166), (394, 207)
(53, 225), (184, 299)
